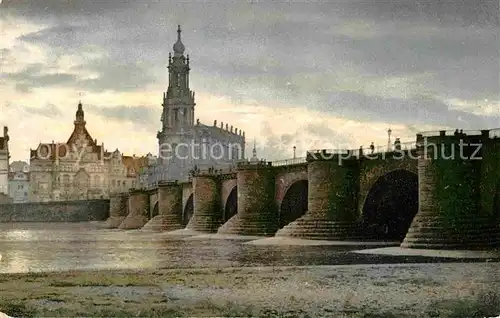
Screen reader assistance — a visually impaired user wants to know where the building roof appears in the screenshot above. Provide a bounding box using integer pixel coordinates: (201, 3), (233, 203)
(30, 102), (106, 161)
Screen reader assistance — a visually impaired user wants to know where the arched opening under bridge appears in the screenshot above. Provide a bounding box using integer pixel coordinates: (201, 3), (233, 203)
(279, 180), (308, 228)
(362, 169), (418, 241)
(224, 186), (237, 222)
(183, 194), (194, 227)
(151, 202), (159, 219)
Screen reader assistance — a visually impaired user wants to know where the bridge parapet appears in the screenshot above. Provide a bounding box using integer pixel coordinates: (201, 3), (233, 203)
(365, 141), (416, 155)
(271, 157), (307, 167)
(307, 141), (417, 161)
(419, 129), (484, 137)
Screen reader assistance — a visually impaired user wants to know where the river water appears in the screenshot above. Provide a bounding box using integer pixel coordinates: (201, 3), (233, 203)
(0, 222), (477, 274)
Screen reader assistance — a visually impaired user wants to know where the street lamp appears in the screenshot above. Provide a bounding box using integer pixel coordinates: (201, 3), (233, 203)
(293, 145), (296, 159)
(387, 128), (392, 151)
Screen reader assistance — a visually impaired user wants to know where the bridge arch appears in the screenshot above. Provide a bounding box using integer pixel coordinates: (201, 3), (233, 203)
(279, 180), (308, 228)
(361, 169), (418, 241)
(183, 193), (194, 226)
(224, 186), (237, 222)
(151, 201), (159, 219)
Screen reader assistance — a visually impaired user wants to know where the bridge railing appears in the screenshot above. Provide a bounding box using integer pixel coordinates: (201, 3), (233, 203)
(308, 141), (417, 158)
(368, 141), (417, 154)
(271, 157), (307, 167)
(419, 129), (485, 137)
(308, 148), (349, 154)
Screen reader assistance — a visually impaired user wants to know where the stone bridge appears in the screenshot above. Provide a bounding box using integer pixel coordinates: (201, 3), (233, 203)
(107, 129), (500, 250)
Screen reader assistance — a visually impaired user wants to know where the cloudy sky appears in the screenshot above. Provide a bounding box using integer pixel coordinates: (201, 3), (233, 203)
(0, 0), (498, 162)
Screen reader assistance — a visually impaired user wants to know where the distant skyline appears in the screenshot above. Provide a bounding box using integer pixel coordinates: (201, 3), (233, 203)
(1, 0), (498, 162)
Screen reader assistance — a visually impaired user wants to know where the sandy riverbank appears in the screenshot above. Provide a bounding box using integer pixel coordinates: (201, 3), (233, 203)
(0, 262), (499, 317)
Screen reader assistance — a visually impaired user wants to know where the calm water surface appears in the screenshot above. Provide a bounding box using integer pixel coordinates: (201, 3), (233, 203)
(0, 222), (476, 273)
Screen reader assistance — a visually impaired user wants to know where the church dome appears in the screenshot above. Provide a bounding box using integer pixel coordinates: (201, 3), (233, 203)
(173, 25), (185, 55)
(173, 40), (185, 54)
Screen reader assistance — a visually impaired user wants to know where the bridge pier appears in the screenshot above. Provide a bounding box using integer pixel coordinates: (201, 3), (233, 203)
(118, 190), (149, 230)
(186, 174), (222, 232)
(402, 132), (500, 249)
(218, 162), (278, 236)
(104, 193), (129, 228)
(276, 152), (363, 240)
(143, 182), (183, 231)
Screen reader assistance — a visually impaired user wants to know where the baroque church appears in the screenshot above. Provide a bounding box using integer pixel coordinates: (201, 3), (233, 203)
(155, 26), (246, 182)
(29, 103), (147, 202)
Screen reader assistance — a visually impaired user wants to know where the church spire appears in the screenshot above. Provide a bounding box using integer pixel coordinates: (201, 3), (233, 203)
(74, 101), (86, 126)
(250, 137), (258, 162)
(173, 24), (185, 56)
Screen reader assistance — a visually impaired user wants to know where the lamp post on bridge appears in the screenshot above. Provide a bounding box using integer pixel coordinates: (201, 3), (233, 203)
(387, 128), (392, 151)
(293, 145), (296, 159)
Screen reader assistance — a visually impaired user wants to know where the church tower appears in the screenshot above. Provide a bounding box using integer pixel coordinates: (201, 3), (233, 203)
(157, 25), (196, 181)
(160, 25), (195, 133)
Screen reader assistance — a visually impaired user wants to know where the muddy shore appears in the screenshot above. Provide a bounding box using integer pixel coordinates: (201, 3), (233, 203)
(0, 262), (499, 317)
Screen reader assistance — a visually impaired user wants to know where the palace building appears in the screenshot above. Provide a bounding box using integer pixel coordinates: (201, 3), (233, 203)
(29, 103), (147, 202)
(155, 25), (246, 183)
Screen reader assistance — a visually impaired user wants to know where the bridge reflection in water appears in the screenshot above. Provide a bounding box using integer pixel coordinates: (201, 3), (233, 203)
(0, 222), (473, 274)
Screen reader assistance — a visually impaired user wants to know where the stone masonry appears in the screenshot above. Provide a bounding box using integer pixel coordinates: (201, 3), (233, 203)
(104, 193), (129, 228)
(186, 174), (223, 232)
(0, 199), (109, 222)
(119, 189), (149, 229)
(276, 153), (363, 240)
(402, 131), (500, 249)
(107, 129), (500, 250)
(142, 181), (183, 231)
(218, 162), (278, 236)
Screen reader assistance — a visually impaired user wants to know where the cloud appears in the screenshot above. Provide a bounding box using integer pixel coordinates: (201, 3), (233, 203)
(4, 63), (77, 92)
(20, 103), (63, 118)
(0, 0), (499, 162)
(329, 92), (500, 129)
(345, 0), (499, 27)
(85, 104), (158, 135)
